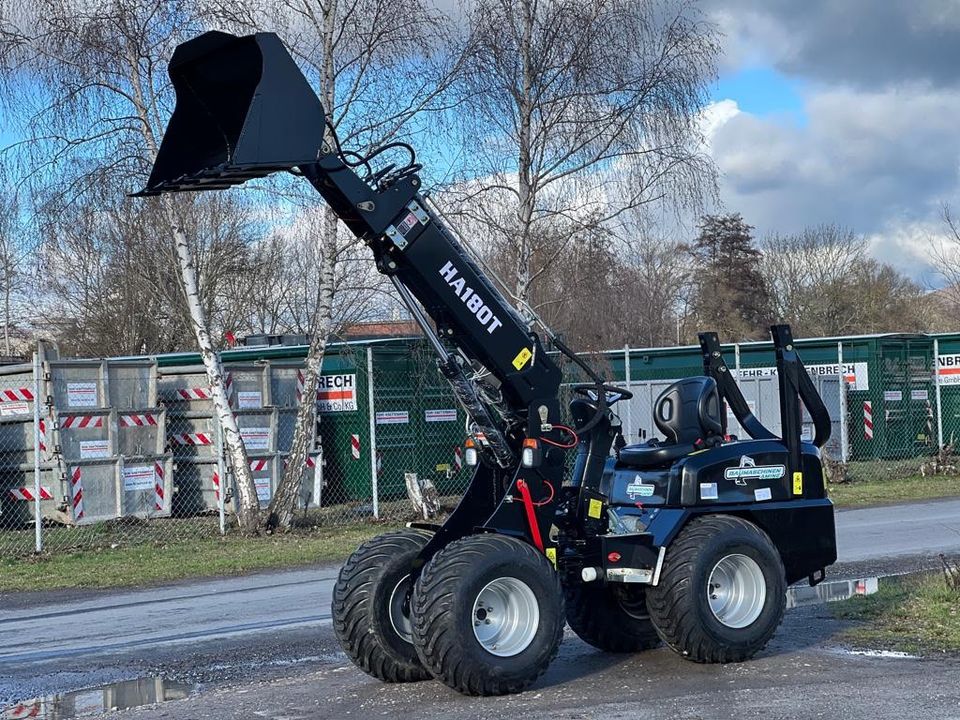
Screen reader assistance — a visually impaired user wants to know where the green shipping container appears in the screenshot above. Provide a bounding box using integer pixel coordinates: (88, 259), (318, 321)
(557, 332), (933, 461)
(932, 333), (960, 449)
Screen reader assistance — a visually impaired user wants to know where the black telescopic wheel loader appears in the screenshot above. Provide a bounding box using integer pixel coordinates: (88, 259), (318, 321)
(136, 31), (838, 697)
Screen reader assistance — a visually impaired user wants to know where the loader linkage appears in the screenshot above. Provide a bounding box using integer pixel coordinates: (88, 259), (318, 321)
(138, 30), (838, 697)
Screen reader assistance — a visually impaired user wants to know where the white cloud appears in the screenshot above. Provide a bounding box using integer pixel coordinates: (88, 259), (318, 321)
(704, 85), (960, 281)
(866, 220), (943, 285)
(699, 99), (741, 146)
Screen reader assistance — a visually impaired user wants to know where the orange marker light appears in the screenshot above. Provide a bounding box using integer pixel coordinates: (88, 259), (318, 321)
(521, 438), (541, 468)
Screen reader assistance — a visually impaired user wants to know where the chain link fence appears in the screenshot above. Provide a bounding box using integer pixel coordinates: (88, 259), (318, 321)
(3, 335), (959, 560)
(0, 340), (470, 558)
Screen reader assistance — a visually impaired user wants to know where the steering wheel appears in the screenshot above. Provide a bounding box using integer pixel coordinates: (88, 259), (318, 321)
(572, 383), (634, 402)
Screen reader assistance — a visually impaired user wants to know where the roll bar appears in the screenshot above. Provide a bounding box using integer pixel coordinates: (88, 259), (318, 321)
(698, 331), (777, 441)
(699, 326), (832, 466)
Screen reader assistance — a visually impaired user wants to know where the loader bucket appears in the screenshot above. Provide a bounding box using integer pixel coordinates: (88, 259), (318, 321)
(136, 31), (326, 196)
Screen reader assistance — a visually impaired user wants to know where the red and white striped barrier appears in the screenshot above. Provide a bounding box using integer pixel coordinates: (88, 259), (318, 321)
(4, 699), (42, 718)
(171, 433), (213, 446)
(863, 401), (874, 440)
(70, 466), (85, 520)
(7, 486), (53, 501)
(250, 458), (268, 472)
(61, 415), (103, 429)
(0, 387), (34, 403)
(37, 416), (48, 455)
(282, 454), (318, 469)
(154, 461), (165, 511)
(212, 470), (221, 502)
(171, 375), (233, 404)
(119, 413), (159, 427)
(350, 433), (361, 460)
(174, 387), (211, 401)
(453, 445), (463, 472)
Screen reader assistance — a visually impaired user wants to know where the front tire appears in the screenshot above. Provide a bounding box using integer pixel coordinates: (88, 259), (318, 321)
(332, 529), (433, 683)
(411, 534), (564, 696)
(565, 583), (660, 653)
(646, 514), (786, 663)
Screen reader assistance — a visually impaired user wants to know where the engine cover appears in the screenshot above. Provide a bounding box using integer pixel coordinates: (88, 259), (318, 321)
(604, 439), (826, 508)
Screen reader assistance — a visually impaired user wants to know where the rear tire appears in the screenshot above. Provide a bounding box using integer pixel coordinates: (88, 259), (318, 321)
(411, 534), (564, 696)
(565, 583), (660, 653)
(646, 514), (786, 663)
(332, 529), (433, 683)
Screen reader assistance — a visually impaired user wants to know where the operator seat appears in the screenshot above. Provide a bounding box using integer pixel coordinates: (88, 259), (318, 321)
(618, 376), (723, 468)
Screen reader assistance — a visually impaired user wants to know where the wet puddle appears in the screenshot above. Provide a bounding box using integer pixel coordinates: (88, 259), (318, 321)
(2, 677), (193, 719)
(786, 576), (879, 609)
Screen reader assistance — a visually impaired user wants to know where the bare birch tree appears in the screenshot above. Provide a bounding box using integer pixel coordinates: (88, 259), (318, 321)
(448, 0), (719, 323)
(213, 0), (461, 528)
(763, 224), (930, 336)
(0, 0), (262, 530)
(933, 205), (960, 319)
(0, 182), (31, 355)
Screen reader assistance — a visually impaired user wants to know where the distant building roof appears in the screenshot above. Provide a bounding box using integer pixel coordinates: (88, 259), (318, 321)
(335, 320), (422, 341)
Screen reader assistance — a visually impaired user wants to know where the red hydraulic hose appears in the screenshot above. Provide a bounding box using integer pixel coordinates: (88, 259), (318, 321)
(516, 479), (545, 552)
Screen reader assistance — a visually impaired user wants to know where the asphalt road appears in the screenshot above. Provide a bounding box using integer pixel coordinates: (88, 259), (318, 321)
(835, 497), (960, 562)
(2, 498), (959, 717)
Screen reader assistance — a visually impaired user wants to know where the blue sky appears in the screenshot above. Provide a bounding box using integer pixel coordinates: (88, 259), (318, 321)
(712, 67), (807, 125)
(3, 2), (956, 287)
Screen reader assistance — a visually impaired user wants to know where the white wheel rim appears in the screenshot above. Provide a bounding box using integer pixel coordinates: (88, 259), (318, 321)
(707, 553), (767, 629)
(471, 577), (540, 657)
(388, 575), (414, 643)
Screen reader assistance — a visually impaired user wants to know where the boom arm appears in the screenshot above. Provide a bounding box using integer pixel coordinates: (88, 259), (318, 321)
(137, 31), (565, 449)
(136, 30), (575, 554)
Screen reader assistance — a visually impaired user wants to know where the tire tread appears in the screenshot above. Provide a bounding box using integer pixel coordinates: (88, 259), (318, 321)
(411, 534), (563, 695)
(647, 514), (786, 663)
(332, 529), (432, 683)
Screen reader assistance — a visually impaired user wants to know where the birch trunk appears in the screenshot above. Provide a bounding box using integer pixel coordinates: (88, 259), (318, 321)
(265, 0), (340, 530)
(162, 196), (261, 533)
(267, 207), (339, 529)
(3, 268), (10, 356)
(514, 0), (536, 325)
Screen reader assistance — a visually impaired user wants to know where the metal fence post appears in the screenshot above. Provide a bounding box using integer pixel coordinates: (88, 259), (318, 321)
(32, 349), (43, 553)
(366, 347), (379, 519)
(623, 345), (633, 443)
(934, 338), (944, 450)
(837, 342), (849, 463)
(214, 409), (227, 535)
(734, 343), (741, 376)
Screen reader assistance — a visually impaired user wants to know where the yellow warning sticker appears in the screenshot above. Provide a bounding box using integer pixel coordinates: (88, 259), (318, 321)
(436, 463), (451, 472)
(545, 547), (557, 568)
(588, 498), (603, 519)
(512, 347), (533, 370)
(793, 471), (804, 495)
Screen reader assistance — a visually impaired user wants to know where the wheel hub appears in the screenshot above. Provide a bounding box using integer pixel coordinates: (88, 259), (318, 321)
(707, 553), (766, 629)
(471, 577), (540, 657)
(388, 574), (414, 643)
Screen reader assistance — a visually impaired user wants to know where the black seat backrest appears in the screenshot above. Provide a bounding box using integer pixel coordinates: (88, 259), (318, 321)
(654, 376), (723, 445)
